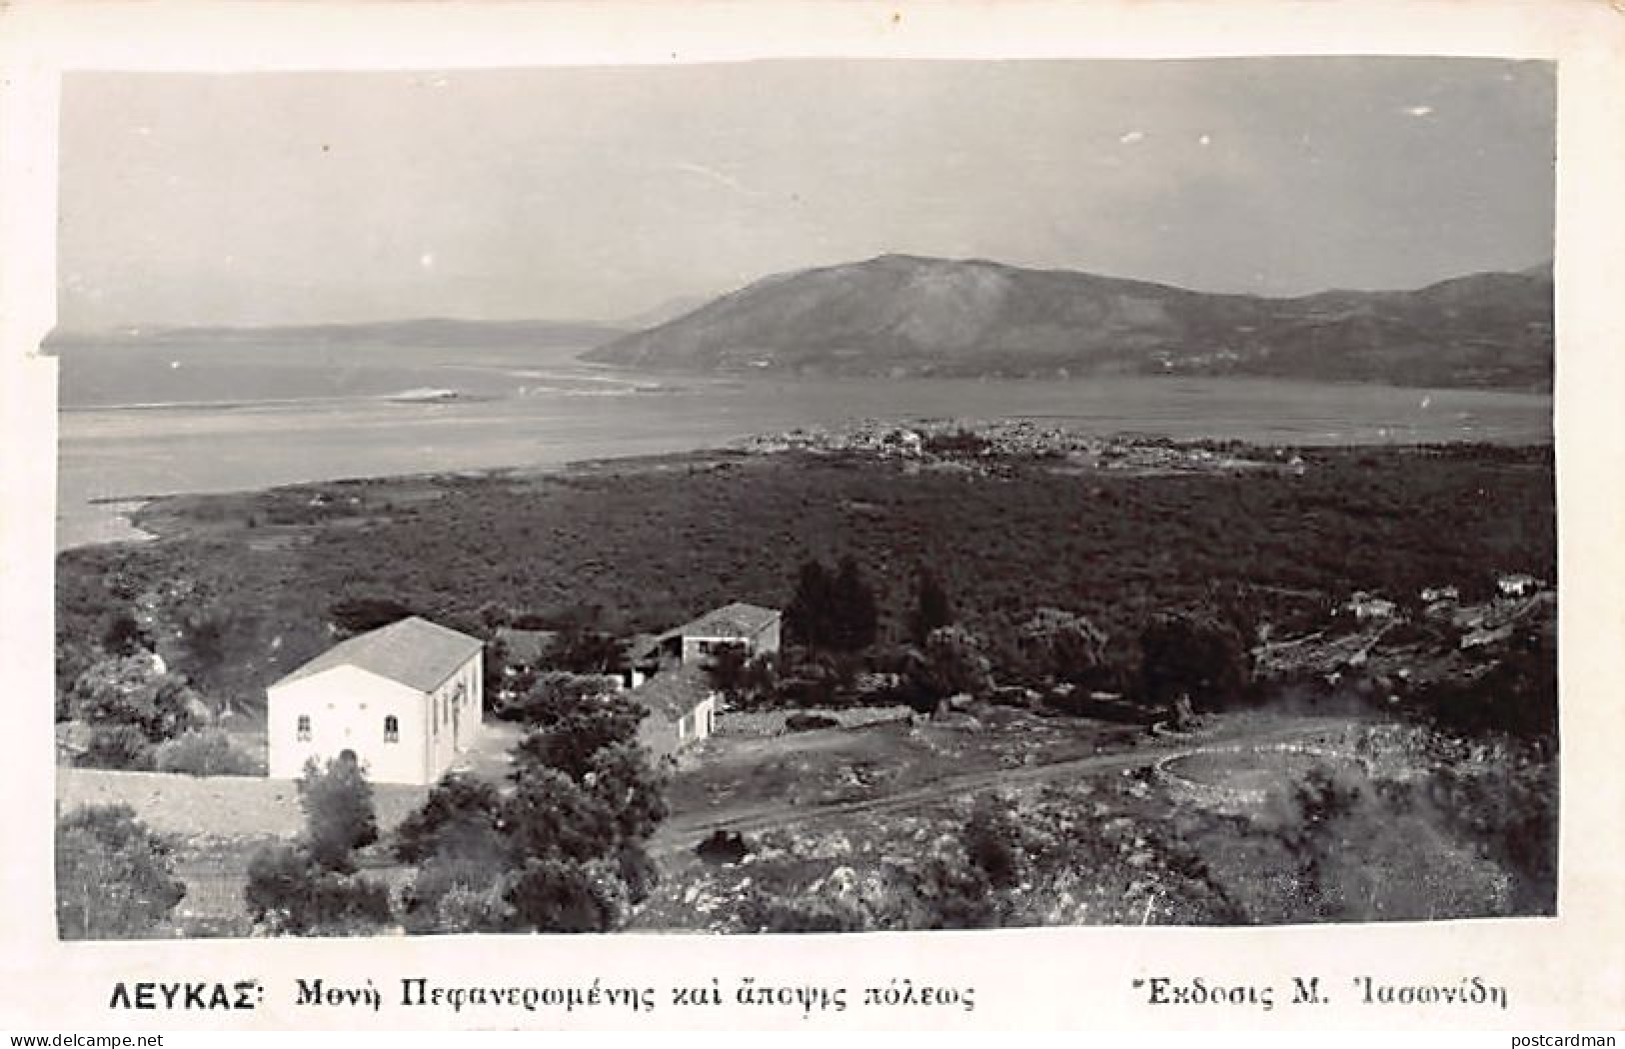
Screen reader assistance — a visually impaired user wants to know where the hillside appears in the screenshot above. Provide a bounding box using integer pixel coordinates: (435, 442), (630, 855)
(585, 254), (1553, 389)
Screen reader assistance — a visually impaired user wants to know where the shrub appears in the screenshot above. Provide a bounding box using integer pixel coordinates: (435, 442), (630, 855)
(496, 671), (623, 726)
(243, 843), (393, 935)
(784, 713), (840, 733)
(154, 729), (257, 776)
(504, 857), (622, 933)
(78, 724), (155, 771)
(298, 754), (378, 873)
(1013, 608), (1110, 688)
(907, 626), (994, 706)
(394, 773), (505, 864)
(1135, 611), (1251, 712)
(68, 655), (198, 746)
(737, 889), (871, 933)
(961, 794), (1024, 890)
(56, 804), (186, 939)
(695, 830), (749, 865)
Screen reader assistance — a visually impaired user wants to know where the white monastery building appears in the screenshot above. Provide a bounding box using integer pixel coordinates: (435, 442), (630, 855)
(266, 616), (483, 785)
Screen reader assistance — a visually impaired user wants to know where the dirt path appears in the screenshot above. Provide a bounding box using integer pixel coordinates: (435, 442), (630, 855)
(650, 715), (1354, 855)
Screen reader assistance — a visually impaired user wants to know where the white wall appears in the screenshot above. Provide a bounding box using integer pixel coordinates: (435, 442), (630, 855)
(266, 665), (430, 785)
(422, 653), (482, 779)
(267, 652), (483, 787)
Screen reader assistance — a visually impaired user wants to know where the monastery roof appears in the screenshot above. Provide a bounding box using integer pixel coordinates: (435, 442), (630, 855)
(271, 616), (483, 693)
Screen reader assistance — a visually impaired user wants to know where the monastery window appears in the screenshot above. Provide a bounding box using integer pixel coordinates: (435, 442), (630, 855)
(384, 715), (399, 743)
(296, 715), (311, 742)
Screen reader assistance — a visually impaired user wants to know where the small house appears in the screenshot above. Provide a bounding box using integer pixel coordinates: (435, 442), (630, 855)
(266, 616), (483, 785)
(627, 663), (718, 761)
(666, 602), (783, 666)
(1344, 592), (1398, 622)
(1497, 574), (1540, 599)
(1420, 585), (1460, 605)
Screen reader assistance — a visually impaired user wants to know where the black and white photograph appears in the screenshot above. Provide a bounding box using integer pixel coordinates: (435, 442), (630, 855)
(37, 50), (1568, 943)
(37, 50), (1569, 943)
(6, 0), (1625, 1034)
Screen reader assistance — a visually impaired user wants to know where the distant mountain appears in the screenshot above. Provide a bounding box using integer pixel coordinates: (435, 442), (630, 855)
(615, 293), (716, 330)
(46, 317), (624, 352)
(584, 254), (1553, 389)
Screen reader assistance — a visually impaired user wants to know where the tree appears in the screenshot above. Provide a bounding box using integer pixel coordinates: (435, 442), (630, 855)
(788, 556), (881, 652)
(394, 773), (506, 864)
(511, 693), (646, 782)
(829, 556), (880, 652)
(1016, 608), (1109, 687)
(56, 804), (186, 939)
(392, 774), (512, 933)
(100, 613), (152, 658)
(546, 605), (630, 675)
(244, 754), (391, 935)
(705, 649), (780, 710)
(495, 670), (621, 726)
(1135, 611), (1250, 712)
(908, 567), (955, 645)
(68, 654), (198, 746)
(297, 753), (378, 873)
(908, 626), (994, 706)
(586, 742), (670, 844)
(243, 842), (393, 936)
(702, 643), (750, 700)
(785, 558), (837, 648)
(505, 857), (623, 933)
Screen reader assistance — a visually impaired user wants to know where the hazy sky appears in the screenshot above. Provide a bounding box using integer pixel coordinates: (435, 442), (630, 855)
(59, 57), (1554, 329)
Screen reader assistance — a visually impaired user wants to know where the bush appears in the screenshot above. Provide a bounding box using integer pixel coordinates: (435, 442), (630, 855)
(907, 626), (994, 707)
(394, 773), (505, 864)
(243, 843), (394, 936)
(695, 830), (749, 865)
(68, 655), (199, 747)
(154, 729), (257, 776)
(1013, 608), (1110, 688)
(79, 724), (155, 771)
(298, 754), (378, 873)
(737, 889), (871, 933)
(504, 857), (623, 933)
(784, 713), (840, 733)
(1135, 611), (1251, 712)
(57, 804), (186, 939)
(496, 671), (623, 726)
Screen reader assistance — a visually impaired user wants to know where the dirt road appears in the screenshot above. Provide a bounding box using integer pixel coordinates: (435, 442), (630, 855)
(650, 714), (1355, 855)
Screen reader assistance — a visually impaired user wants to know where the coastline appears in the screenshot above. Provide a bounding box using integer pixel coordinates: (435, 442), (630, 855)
(96, 418), (1553, 552)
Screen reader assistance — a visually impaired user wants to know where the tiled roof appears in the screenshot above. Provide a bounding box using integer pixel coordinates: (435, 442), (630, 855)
(271, 616), (483, 693)
(625, 632), (666, 663)
(673, 602), (780, 639)
(628, 664), (715, 722)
